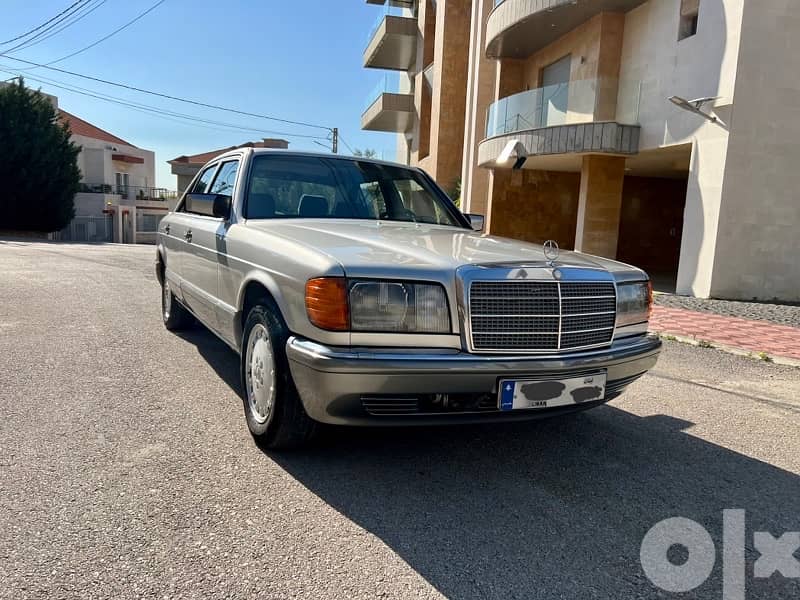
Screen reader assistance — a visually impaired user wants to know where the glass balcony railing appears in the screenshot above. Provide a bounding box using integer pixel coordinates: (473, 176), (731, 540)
(363, 74), (404, 113)
(485, 78), (641, 138)
(366, 3), (408, 45)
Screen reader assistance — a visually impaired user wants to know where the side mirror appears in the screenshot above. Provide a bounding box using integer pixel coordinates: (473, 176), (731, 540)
(185, 193), (232, 219)
(466, 213), (485, 232)
(212, 194), (232, 219)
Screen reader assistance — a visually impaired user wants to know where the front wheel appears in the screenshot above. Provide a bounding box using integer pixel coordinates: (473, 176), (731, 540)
(240, 302), (316, 449)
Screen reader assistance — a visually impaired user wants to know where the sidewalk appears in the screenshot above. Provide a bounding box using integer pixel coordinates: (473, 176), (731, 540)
(649, 305), (800, 363)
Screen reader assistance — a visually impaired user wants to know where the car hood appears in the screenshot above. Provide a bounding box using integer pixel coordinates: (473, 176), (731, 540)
(245, 219), (644, 278)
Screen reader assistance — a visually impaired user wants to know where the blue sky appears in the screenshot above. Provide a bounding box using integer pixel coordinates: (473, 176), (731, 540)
(0, 0), (399, 187)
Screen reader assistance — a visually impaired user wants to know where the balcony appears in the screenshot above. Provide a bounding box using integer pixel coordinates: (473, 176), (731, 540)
(478, 78), (642, 167)
(364, 4), (417, 71)
(486, 0), (648, 59)
(78, 182), (178, 202)
(361, 76), (415, 133)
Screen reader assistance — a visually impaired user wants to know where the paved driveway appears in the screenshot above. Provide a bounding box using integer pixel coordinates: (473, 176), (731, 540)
(1, 240), (799, 599)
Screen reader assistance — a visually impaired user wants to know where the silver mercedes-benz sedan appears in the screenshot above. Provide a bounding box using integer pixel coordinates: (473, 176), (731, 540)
(156, 148), (661, 448)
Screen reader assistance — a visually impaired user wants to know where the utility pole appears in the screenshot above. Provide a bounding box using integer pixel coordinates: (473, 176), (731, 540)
(332, 128), (338, 154)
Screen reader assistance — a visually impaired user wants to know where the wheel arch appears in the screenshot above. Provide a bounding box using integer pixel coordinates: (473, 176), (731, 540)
(155, 243), (167, 285)
(235, 273), (288, 350)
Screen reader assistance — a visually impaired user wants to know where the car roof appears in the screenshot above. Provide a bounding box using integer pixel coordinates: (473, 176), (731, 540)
(208, 147), (414, 170)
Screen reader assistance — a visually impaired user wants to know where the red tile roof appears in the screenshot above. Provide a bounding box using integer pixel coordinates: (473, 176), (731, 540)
(169, 139), (289, 166)
(58, 109), (136, 148)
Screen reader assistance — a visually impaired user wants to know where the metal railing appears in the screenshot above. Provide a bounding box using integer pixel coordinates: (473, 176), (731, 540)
(78, 182), (178, 202)
(486, 78), (641, 138)
(51, 216), (114, 243)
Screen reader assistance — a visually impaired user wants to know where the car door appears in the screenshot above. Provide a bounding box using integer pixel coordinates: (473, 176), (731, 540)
(162, 164), (219, 306)
(202, 159), (240, 338)
(178, 162), (223, 329)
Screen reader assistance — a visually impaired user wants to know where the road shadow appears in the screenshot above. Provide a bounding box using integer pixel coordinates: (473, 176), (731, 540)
(180, 327), (800, 598)
(270, 410), (800, 599)
(175, 327), (242, 396)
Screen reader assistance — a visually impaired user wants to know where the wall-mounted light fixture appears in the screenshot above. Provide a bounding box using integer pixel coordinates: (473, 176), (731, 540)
(668, 96), (722, 124)
(497, 139), (528, 170)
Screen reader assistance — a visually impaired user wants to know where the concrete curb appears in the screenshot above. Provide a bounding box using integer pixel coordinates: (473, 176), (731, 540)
(653, 331), (800, 368)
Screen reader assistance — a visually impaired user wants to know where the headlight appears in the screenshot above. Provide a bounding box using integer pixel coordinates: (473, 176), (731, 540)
(349, 280), (450, 333)
(616, 281), (653, 327)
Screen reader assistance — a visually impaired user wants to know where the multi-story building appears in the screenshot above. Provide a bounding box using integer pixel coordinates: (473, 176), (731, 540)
(361, 0), (800, 301)
(361, 0), (472, 200)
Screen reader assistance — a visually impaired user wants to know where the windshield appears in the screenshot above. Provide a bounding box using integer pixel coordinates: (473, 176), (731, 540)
(244, 155), (466, 227)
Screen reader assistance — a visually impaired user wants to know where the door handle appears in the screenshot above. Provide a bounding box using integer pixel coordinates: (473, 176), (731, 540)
(184, 230), (193, 242)
(164, 224), (170, 235)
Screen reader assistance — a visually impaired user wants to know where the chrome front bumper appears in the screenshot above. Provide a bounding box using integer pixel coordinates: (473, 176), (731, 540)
(286, 335), (662, 426)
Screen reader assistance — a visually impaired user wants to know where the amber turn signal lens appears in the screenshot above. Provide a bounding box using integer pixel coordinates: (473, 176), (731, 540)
(305, 277), (349, 331)
(647, 280), (654, 318)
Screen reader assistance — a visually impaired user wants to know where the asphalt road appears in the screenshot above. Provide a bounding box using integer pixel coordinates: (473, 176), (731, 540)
(1, 240), (799, 600)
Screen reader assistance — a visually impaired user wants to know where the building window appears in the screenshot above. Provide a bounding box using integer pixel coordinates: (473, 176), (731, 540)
(115, 172), (130, 199)
(679, 0), (699, 40)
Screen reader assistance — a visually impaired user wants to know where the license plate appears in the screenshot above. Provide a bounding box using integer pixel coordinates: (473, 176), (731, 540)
(498, 373), (607, 411)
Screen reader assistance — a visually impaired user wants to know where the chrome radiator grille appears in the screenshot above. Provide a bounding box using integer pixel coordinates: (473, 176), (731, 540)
(468, 280), (616, 353)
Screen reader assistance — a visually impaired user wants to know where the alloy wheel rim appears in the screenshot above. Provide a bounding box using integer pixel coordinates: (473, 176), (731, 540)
(245, 323), (276, 424)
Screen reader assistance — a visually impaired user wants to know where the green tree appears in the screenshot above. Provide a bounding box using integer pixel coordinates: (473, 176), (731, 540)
(0, 79), (80, 232)
(448, 177), (462, 208)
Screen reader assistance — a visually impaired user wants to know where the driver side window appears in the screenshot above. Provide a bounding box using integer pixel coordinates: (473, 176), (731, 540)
(208, 160), (239, 196)
(179, 164), (219, 215)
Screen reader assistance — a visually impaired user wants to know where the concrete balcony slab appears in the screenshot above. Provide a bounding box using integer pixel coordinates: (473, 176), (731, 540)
(486, 0), (648, 59)
(361, 92), (415, 133)
(364, 15), (418, 71)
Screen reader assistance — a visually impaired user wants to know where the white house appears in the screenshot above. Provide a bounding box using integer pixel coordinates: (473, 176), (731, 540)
(57, 107), (173, 243)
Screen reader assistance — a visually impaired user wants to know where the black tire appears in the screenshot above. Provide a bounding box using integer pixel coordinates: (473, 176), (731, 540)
(240, 301), (316, 449)
(161, 277), (194, 331)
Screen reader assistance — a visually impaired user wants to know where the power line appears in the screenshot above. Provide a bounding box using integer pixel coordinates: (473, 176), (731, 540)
(337, 134), (356, 155)
(0, 0), (89, 45)
(2, 54), (334, 132)
(0, 66), (329, 141)
(6, 0), (109, 55)
(0, 66), (332, 142)
(28, 0), (166, 68)
(0, 0), (102, 55)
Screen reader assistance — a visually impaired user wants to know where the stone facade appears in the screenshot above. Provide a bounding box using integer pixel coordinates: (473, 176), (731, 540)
(487, 169), (580, 247)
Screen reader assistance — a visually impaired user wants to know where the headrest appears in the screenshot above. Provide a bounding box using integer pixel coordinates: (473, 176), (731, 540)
(248, 193), (275, 218)
(298, 194), (329, 218)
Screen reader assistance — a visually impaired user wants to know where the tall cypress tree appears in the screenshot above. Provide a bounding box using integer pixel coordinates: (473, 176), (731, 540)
(0, 79), (81, 232)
